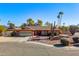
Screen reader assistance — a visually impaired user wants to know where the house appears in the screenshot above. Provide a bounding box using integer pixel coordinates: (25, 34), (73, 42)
(5, 26), (62, 37)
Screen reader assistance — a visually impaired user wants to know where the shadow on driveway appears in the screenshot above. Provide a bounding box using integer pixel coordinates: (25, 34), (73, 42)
(73, 43), (79, 47)
(54, 44), (66, 48)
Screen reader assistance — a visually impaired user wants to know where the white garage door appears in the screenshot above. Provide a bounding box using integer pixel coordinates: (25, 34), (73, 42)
(19, 31), (32, 37)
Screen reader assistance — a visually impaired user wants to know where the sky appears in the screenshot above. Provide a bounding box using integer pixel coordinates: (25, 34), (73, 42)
(0, 3), (79, 26)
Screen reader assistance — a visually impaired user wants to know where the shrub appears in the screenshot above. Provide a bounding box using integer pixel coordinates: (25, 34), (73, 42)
(0, 25), (6, 36)
(60, 38), (69, 46)
(11, 31), (19, 37)
(73, 37), (79, 43)
(0, 25), (6, 32)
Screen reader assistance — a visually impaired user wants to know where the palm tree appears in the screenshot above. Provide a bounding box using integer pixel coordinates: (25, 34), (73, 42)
(59, 12), (64, 16)
(8, 21), (15, 29)
(20, 23), (26, 29)
(45, 21), (51, 27)
(57, 11), (64, 28)
(37, 19), (43, 26)
(27, 18), (34, 26)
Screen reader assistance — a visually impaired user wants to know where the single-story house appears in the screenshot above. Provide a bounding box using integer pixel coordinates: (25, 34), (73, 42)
(5, 26), (62, 37)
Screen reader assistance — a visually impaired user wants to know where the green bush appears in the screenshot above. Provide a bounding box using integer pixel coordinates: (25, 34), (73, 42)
(60, 38), (69, 46)
(0, 25), (6, 32)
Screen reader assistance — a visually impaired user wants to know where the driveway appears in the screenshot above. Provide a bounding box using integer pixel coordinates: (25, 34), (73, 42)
(0, 36), (30, 42)
(0, 42), (79, 56)
(0, 37), (79, 56)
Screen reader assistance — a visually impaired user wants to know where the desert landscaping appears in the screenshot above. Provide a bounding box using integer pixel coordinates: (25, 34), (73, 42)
(1, 3), (79, 56)
(0, 36), (79, 56)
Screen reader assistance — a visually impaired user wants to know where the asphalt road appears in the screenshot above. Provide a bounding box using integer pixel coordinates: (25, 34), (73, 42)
(0, 42), (79, 56)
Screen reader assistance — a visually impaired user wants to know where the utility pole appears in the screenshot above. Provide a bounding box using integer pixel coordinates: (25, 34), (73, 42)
(51, 21), (56, 35)
(49, 21), (56, 40)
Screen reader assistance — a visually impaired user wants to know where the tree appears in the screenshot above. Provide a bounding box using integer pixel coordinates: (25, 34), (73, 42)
(45, 21), (51, 27)
(37, 19), (43, 26)
(77, 24), (79, 27)
(69, 25), (79, 35)
(57, 11), (64, 28)
(0, 25), (6, 32)
(27, 18), (34, 26)
(20, 23), (27, 29)
(59, 11), (64, 16)
(34, 23), (39, 26)
(8, 21), (15, 29)
(0, 25), (7, 36)
(60, 26), (69, 33)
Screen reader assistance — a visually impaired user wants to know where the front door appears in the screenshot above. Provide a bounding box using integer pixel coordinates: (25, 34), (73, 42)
(34, 31), (41, 36)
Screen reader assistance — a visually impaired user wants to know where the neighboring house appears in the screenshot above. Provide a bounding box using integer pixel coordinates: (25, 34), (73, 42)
(6, 26), (62, 37)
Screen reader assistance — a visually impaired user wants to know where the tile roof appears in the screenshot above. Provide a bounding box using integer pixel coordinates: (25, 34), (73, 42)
(25, 26), (51, 30)
(7, 26), (60, 31)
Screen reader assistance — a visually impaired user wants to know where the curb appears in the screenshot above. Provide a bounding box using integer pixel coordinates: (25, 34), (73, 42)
(26, 41), (79, 50)
(26, 41), (54, 47)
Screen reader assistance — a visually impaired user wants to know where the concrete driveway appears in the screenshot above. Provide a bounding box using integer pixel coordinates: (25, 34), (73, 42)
(0, 36), (30, 42)
(0, 42), (79, 56)
(0, 37), (79, 56)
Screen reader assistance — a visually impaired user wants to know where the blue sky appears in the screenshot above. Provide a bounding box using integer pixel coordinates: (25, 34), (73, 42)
(0, 3), (79, 26)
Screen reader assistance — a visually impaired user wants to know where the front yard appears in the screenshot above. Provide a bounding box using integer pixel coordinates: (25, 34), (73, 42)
(0, 42), (79, 56)
(0, 36), (79, 56)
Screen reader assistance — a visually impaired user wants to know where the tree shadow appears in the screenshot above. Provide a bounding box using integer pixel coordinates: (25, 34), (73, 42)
(54, 44), (66, 48)
(73, 43), (79, 47)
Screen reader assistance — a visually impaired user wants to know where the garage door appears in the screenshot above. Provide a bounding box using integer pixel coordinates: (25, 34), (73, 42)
(19, 31), (32, 37)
